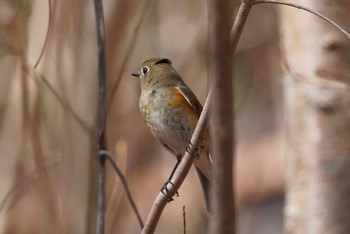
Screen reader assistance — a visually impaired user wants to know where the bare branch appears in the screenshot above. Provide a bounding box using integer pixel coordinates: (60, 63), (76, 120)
(208, 0), (236, 233)
(230, 1), (253, 51)
(0, 160), (58, 214)
(93, 0), (107, 233)
(34, 0), (52, 69)
(253, 0), (350, 39)
(182, 206), (186, 234)
(36, 74), (92, 133)
(107, 0), (155, 109)
(99, 150), (144, 229)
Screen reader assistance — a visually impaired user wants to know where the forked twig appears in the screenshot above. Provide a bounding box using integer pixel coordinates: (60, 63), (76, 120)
(99, 150), (144, 229)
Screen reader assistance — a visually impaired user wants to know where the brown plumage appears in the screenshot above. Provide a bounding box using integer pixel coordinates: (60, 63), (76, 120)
(132, 58), (212, 212)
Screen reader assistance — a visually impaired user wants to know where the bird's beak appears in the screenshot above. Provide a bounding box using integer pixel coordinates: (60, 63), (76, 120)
(131, 71), (141, 78)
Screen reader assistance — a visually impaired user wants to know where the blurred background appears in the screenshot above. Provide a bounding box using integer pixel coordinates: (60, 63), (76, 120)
(0, 0), (285, 233)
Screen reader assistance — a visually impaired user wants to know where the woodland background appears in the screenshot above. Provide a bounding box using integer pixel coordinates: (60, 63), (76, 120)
(0, 0), (349, 233)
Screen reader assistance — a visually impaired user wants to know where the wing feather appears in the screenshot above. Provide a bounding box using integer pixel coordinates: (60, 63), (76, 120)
(176, 85), (203, 115)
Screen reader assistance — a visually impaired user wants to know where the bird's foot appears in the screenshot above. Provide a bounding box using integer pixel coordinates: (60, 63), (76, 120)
(161, 180), (179, 202)
(186, 142), (200, 159)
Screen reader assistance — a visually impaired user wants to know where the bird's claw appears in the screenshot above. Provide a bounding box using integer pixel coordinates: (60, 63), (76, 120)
(161, 180), (179, 202)
(186, 142), (200, 159)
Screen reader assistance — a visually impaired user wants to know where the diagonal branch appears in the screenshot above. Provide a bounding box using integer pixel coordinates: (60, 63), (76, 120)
(34, 0), (52, 69)
(230, 1), (253, 51)
(99, 150), (144, 229)
(0, 159), (59, 214)
(36, 74), (91, 133)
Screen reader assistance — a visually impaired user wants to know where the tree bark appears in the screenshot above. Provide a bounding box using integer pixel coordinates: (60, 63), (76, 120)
(208, 0), (235, 233)
(280, 0), (350, 233)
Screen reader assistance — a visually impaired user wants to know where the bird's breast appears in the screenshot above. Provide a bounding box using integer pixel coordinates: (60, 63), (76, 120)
(139, 87), (198, 155)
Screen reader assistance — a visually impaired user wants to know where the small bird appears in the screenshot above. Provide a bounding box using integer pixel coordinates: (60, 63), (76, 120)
(131, 58), (212, 212)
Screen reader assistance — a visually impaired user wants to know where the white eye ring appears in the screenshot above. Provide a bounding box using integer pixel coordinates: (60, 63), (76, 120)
(142, 66), (149, 75)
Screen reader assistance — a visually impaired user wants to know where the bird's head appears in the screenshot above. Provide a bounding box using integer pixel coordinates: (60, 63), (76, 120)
(131, 58), (180, 89)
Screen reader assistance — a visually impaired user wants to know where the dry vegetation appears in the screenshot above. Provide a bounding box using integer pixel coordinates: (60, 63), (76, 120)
(0, 0), (284, 233)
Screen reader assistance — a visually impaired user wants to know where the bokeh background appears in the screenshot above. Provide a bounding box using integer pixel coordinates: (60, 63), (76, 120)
(0, 0), (285, 233)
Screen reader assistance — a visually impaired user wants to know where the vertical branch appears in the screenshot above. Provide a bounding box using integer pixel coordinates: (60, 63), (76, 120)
(208, 0), (252, 233)
(207, 0), (234, 232)
(94, 0), (107, 234)
(94, 0), (107, 140)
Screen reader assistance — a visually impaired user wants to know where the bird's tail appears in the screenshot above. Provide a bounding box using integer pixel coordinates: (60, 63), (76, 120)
(195, 167), (212, 213)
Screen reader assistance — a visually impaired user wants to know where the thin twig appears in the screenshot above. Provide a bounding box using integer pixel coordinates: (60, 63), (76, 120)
(30, 0), (91, 134)
(34, 0), (52, 69)
(182, 206), (186, 234)
(96, 155), (106, 234)
(253, 0), (350, 39)
(107, 0), (154, 110)
(230, 1), (253, 51)
(0, 160), (58, 214)
(36, 74), (91, 133)
(99, 150), (144, 229)
(93, 0), (107, 233)
(94, 1), (107, 139)
(141, 88), (212, 234)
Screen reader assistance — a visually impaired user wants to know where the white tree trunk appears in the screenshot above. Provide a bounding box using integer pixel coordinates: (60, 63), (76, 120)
(280, 0), (350, 233)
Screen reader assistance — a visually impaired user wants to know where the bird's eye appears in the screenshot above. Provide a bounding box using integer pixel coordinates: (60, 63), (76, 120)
(142, 67), (149, 75)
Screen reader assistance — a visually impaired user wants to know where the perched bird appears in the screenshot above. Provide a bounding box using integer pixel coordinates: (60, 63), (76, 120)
(131, 58), (212, 211)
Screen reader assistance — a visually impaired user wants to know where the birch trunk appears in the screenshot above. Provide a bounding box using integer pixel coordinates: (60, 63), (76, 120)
(280, 0), (350, 233)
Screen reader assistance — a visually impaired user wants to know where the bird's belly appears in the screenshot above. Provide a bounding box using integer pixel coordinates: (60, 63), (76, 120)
(148, 108), (194, 156)
(140, 90), (197, 156)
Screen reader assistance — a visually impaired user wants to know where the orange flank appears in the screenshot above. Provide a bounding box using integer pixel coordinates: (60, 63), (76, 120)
(171, 86), (200, 121)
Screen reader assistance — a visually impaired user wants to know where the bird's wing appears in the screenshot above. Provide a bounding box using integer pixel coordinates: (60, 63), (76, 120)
(177, 84), (213, 164)
(176, 85), (203, 116)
